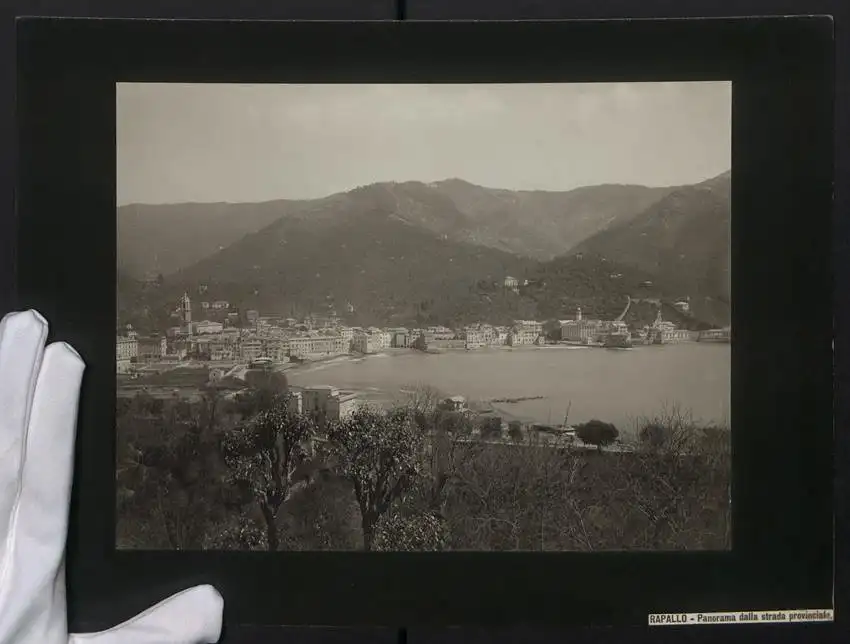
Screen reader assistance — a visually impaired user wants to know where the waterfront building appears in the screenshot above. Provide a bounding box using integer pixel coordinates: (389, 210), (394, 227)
(462, 328), (486, 349)
(388, 328), (411, 348)
(514, 320), (544, 337)
(661, 328), (695, 343)
(466, 323), (498, 346)
(289, 335), (348, 359)
(560, 308), (604, 344)
(509, 329), (541, 346)
(374, 330), (393, 350)
(337, 326), (355, 346)
(504, 276), (519, 292)
(394, 332), (411, 348)
(697, 327), (731, 342)
(351, 331), (379, 354)
(427, 326), (456, 341)
(640, 309), (698, 344)
(597, 320), (630, 341)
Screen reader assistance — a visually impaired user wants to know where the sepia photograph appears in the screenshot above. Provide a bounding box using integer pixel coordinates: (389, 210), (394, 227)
(115, 81), (732, 553)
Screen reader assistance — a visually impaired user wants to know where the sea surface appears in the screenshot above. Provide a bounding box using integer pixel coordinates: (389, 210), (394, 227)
(287, 344), (731, 436)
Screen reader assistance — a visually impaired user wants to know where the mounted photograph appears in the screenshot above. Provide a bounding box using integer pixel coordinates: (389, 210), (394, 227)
(115, 81), (732, 553)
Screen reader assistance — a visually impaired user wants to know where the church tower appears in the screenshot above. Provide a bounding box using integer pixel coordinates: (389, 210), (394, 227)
(180, 292), (193, 335)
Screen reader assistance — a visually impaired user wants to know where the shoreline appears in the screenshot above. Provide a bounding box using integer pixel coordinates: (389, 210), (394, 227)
(283, 338), (725, 373)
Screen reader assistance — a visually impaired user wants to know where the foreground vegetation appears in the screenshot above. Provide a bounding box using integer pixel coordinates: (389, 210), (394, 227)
(116, 382), (730, 552)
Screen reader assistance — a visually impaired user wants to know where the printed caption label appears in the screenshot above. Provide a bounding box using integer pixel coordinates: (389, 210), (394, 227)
(648, 609), (833, 626)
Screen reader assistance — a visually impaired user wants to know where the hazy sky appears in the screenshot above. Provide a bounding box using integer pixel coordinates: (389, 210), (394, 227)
(117, 82), (731, 205)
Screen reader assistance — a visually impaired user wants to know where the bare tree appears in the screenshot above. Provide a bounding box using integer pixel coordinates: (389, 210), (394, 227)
(446, 440), (586, 551)
(627, 404), (731, 549)
(397, 382), (445, 418)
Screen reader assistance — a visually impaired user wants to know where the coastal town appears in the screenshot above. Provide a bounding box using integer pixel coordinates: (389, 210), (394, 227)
(117, 275), (730, 445)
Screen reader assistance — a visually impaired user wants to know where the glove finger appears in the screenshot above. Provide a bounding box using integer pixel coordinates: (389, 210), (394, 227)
(0, 310), (48, 575)
(16, 341), (84, 551)
(0, 342), (84, 644)
(68, 585), (224, 644)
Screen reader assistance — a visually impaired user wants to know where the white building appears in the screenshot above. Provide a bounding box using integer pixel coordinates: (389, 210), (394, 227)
(116, 335), (139, 374)
(195, 320), (224, 335)
(514, 320), (544, 336)
(351, 331), (379, 354)
(560, 307), (603, 344)
(288, 335), (348, 359)
(462, 328), (486, 349)
(509, 329), (541, 346)
(296, 385), (360, 429)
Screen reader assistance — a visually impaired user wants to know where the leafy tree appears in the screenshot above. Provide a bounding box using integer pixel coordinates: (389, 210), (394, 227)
(327, 406), (424, 550)
(411, 408), (473, 515)
(543, 319), (562, 342)
(117, 394), (228, 550)
(279, 473), (362, 551)
(372, 511), (449, 551)
(575, 420), (619, 451)
(221, 396), (316, 551)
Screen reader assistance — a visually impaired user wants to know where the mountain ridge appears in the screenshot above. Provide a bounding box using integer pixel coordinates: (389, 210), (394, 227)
(117, 177), (689, 277)
(572, 170), (731, 303)
(118, 171), (731, 330)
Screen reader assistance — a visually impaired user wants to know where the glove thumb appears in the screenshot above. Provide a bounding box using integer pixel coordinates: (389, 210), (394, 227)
(68, 585), (223, 644)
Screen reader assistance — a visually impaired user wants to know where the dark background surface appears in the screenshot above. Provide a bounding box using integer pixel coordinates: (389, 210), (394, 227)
(3, 2), (847, 644)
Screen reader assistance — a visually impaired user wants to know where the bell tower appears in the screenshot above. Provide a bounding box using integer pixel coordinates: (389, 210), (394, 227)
(180, 292), (193, 335)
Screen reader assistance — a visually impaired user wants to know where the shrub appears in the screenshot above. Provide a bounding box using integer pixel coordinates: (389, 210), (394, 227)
(575, 420), (619, 450)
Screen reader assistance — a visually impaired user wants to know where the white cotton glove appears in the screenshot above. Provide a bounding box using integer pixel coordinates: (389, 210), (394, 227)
(0, 310), (224, 644)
